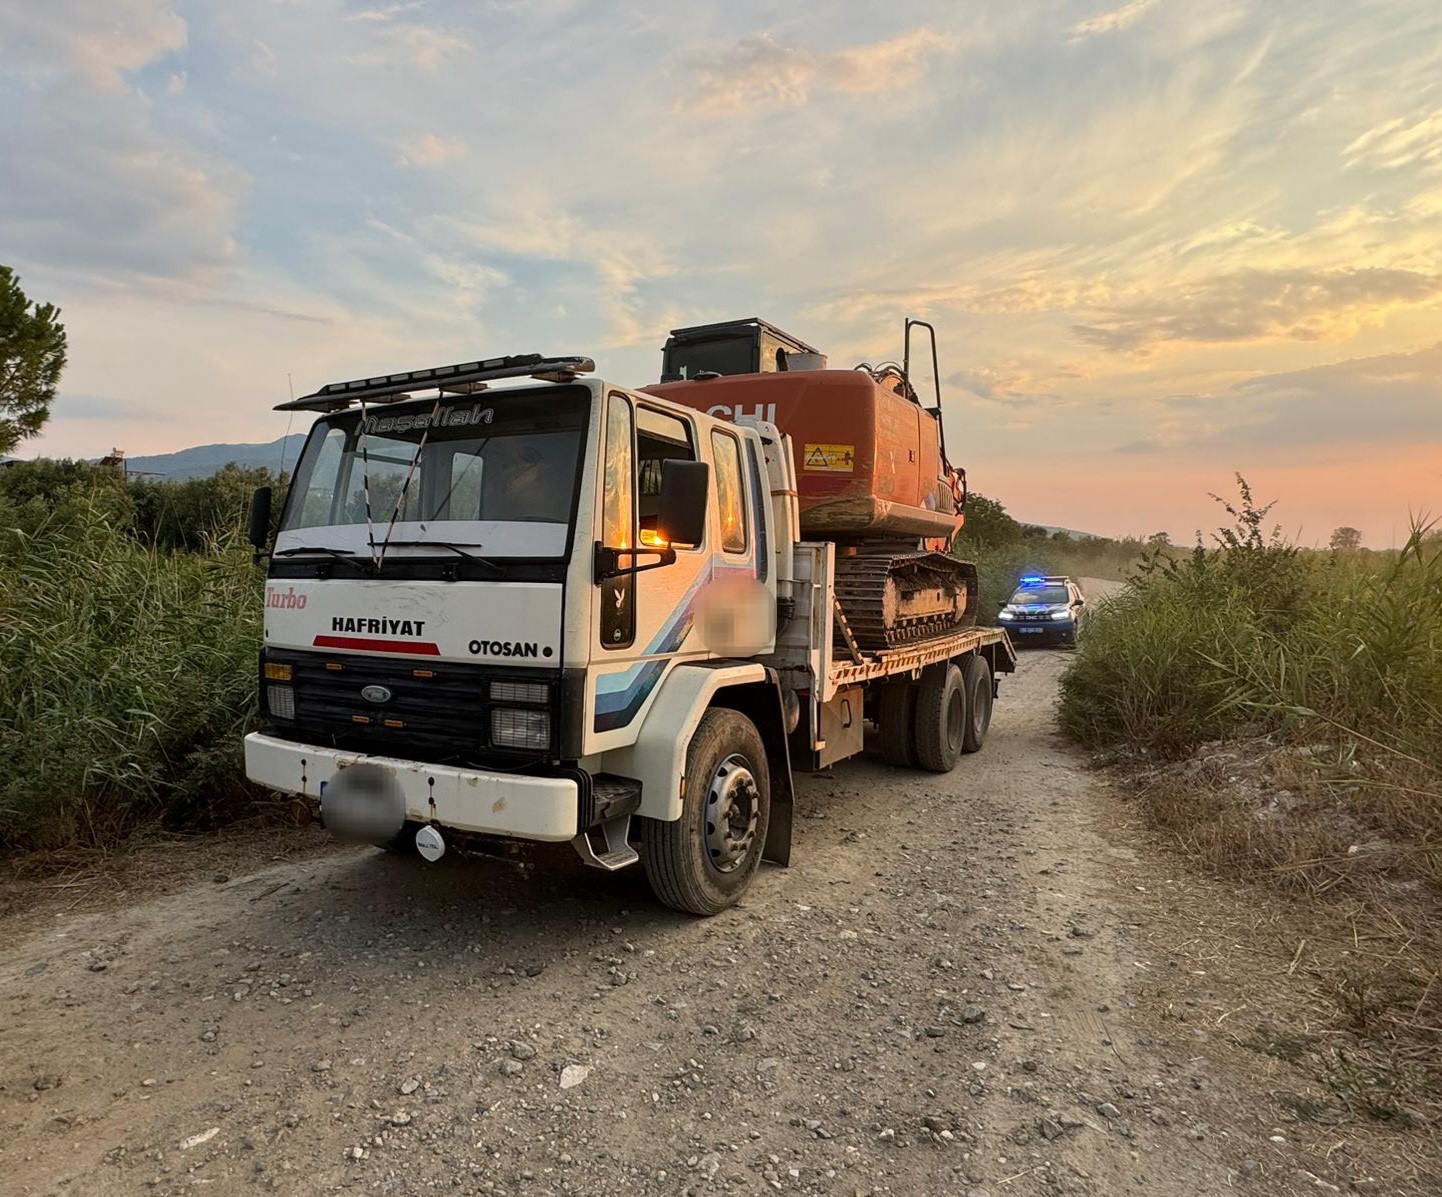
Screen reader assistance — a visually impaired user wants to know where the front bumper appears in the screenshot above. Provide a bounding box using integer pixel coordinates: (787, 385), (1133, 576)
(244, 732), (580, 842)
(1005, 619), (1076, 645)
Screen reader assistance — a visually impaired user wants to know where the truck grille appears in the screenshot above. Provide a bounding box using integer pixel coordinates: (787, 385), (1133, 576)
(263, 648), (555, 764)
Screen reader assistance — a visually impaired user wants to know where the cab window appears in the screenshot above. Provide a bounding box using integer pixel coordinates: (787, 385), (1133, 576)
(600, 393), (635, 649)
(637, 407), (697, 546)
(710, 429), (748, 554)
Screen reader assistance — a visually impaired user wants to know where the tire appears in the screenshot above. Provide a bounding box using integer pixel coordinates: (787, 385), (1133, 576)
(961, 655), (993, 753)
(914, 663), (966, 773)
(642, 709), (771, 916)
(878, 681), (919, 768)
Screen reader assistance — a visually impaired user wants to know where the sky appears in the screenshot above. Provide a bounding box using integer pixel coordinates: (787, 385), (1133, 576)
(2, 0), (1440, 545)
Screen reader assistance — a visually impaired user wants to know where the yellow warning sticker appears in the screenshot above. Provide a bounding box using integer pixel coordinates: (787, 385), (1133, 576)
(803, 443), (855, 473)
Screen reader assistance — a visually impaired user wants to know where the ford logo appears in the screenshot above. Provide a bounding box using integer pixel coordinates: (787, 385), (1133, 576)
(361, 685), (392, 705)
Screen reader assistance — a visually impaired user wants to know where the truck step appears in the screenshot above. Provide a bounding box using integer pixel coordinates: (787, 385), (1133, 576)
(572, 811), (639, 872)
(585, 774), (643, 828)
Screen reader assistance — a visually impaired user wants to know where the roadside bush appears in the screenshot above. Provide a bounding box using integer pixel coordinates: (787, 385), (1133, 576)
(1059, 479), (1442, 901)
(1060, 479), (1441, 772)
(0, 492), (263, 850)
(131, 464), (281, 553)
(0, 458), (282, 551)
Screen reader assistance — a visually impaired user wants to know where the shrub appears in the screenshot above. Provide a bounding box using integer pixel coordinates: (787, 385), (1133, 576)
(1060, 479), (1442, 774)
(0, 491), (263, 849)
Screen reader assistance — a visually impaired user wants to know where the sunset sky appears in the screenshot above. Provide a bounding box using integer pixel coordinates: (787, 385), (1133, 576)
(3, 1), (1440, 544)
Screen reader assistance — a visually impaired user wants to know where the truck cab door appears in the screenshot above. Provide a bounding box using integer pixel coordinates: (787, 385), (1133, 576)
(591, 393), (712, 744)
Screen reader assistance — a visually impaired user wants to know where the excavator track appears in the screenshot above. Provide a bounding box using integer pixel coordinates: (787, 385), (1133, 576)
(833, 551), (978, 652)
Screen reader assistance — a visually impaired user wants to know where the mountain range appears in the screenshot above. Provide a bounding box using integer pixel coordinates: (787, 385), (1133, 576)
(119, 435), (307, 480)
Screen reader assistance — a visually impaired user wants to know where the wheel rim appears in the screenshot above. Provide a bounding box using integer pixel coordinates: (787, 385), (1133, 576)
(705, 754), (760, 874)
(945, 688), (965, 751)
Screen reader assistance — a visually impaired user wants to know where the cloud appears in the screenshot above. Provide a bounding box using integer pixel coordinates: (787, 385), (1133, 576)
(948, 366), (1060, 410)
(678, 28), (958, 117)
(1071, 268), (1442, 353)
(345, 2), (425, 21)
(51, 393), (165, 423)
(1116, 342), (1442, 453)
(0, 3), (242, 282)
(398, 133), (468, 167)
(366, 21), (470, 70)
(0, 0), (187, 90)
(1070, 0), (1158, 41)
(1344, 108), (1442, 172)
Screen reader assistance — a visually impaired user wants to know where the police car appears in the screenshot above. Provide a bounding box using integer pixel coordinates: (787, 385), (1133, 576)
(997, 575), (1087, 647)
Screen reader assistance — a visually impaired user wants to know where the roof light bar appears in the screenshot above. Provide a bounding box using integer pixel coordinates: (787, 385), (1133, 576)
(276, 354), (595, 412)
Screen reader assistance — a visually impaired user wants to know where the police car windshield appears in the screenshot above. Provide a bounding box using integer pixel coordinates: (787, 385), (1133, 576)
(1010, 585), (1068, 605)
(279, 388), (587, 558)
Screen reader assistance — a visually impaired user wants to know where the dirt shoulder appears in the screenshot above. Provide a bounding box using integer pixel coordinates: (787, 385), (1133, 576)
(2, 613), (1435, 1195)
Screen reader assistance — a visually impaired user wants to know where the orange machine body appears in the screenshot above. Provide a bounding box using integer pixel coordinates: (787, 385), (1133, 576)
(642, 370), (963, 544)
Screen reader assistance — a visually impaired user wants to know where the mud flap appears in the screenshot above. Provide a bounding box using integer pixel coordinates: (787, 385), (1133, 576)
(763, 785), (792, 866)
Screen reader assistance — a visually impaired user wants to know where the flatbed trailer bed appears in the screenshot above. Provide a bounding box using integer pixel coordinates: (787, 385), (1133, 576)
(827, 623), (1015, 689)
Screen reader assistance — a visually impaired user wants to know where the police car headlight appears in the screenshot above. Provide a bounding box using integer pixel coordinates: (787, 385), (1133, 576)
(998, 610), (1015, 621)
(267, 684), (296, 720)
(1050, 609), (1071, 621)
(491, 708), (550, 750)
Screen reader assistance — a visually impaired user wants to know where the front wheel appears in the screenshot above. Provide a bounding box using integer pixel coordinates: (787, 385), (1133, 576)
(642, 709), (771, 916)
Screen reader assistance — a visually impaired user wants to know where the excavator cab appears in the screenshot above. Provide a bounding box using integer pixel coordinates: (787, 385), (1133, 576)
(660, 318), (828, 381)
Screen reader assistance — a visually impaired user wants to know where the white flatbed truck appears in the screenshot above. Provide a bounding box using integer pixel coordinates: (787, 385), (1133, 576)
(244, 351), (1014, 915)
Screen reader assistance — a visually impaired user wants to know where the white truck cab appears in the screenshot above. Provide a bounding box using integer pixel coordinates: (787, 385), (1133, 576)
(245, 353), (1012, 915)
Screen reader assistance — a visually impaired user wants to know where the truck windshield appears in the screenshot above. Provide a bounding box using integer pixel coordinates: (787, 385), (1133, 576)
(278, 388), (587, 559)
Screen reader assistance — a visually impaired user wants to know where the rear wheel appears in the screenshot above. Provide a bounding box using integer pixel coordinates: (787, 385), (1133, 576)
(642, 709), (771, 916)
(961, 655), (993, 753)
(914, 663), (966, 773)
(878, 681), (919, 768)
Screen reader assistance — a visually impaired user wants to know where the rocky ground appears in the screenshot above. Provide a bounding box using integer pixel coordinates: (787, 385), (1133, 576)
(3, 594), (1435, 1196)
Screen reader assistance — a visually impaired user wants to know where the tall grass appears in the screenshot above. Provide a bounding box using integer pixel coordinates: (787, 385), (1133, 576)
(1059, 487), (1442, 1126)
(0, 487), (262, 850)
(1061, 505), (1442, 771)
(1059, 481), (1442, 884)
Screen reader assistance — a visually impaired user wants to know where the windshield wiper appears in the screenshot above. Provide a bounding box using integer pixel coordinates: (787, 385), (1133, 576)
(381, 540), (505, 576)
(274, 546), (377, 574)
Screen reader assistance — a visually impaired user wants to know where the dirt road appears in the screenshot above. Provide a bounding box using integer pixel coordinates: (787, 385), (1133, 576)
(0, 585), (1414, 1195)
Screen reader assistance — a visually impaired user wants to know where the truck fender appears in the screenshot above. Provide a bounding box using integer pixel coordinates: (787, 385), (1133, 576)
(602, 662), (794, 865)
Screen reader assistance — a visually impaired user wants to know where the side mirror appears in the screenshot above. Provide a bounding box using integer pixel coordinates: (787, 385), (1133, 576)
(248, 486), (273, 552)
(657, 459), (709, 548)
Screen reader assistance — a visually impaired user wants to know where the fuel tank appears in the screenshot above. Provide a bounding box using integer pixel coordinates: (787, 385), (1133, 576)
(642, 370), (962, 542)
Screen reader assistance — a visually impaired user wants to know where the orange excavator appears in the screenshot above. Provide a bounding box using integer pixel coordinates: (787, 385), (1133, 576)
(643, 317), (976, 651)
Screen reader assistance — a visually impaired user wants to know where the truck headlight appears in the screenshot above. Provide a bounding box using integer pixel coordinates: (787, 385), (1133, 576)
(267, 684), (296, 720)
(998, 610), (1014, 621)
(1050, 609), (1071, 621)
(491, 708), (550, 750)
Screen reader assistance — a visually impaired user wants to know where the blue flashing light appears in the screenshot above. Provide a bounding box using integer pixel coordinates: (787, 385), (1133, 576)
(1019, 575), (1044, 586)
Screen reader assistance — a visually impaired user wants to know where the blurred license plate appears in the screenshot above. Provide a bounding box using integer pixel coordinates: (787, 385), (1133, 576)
(1016, 627), (1044, 634)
